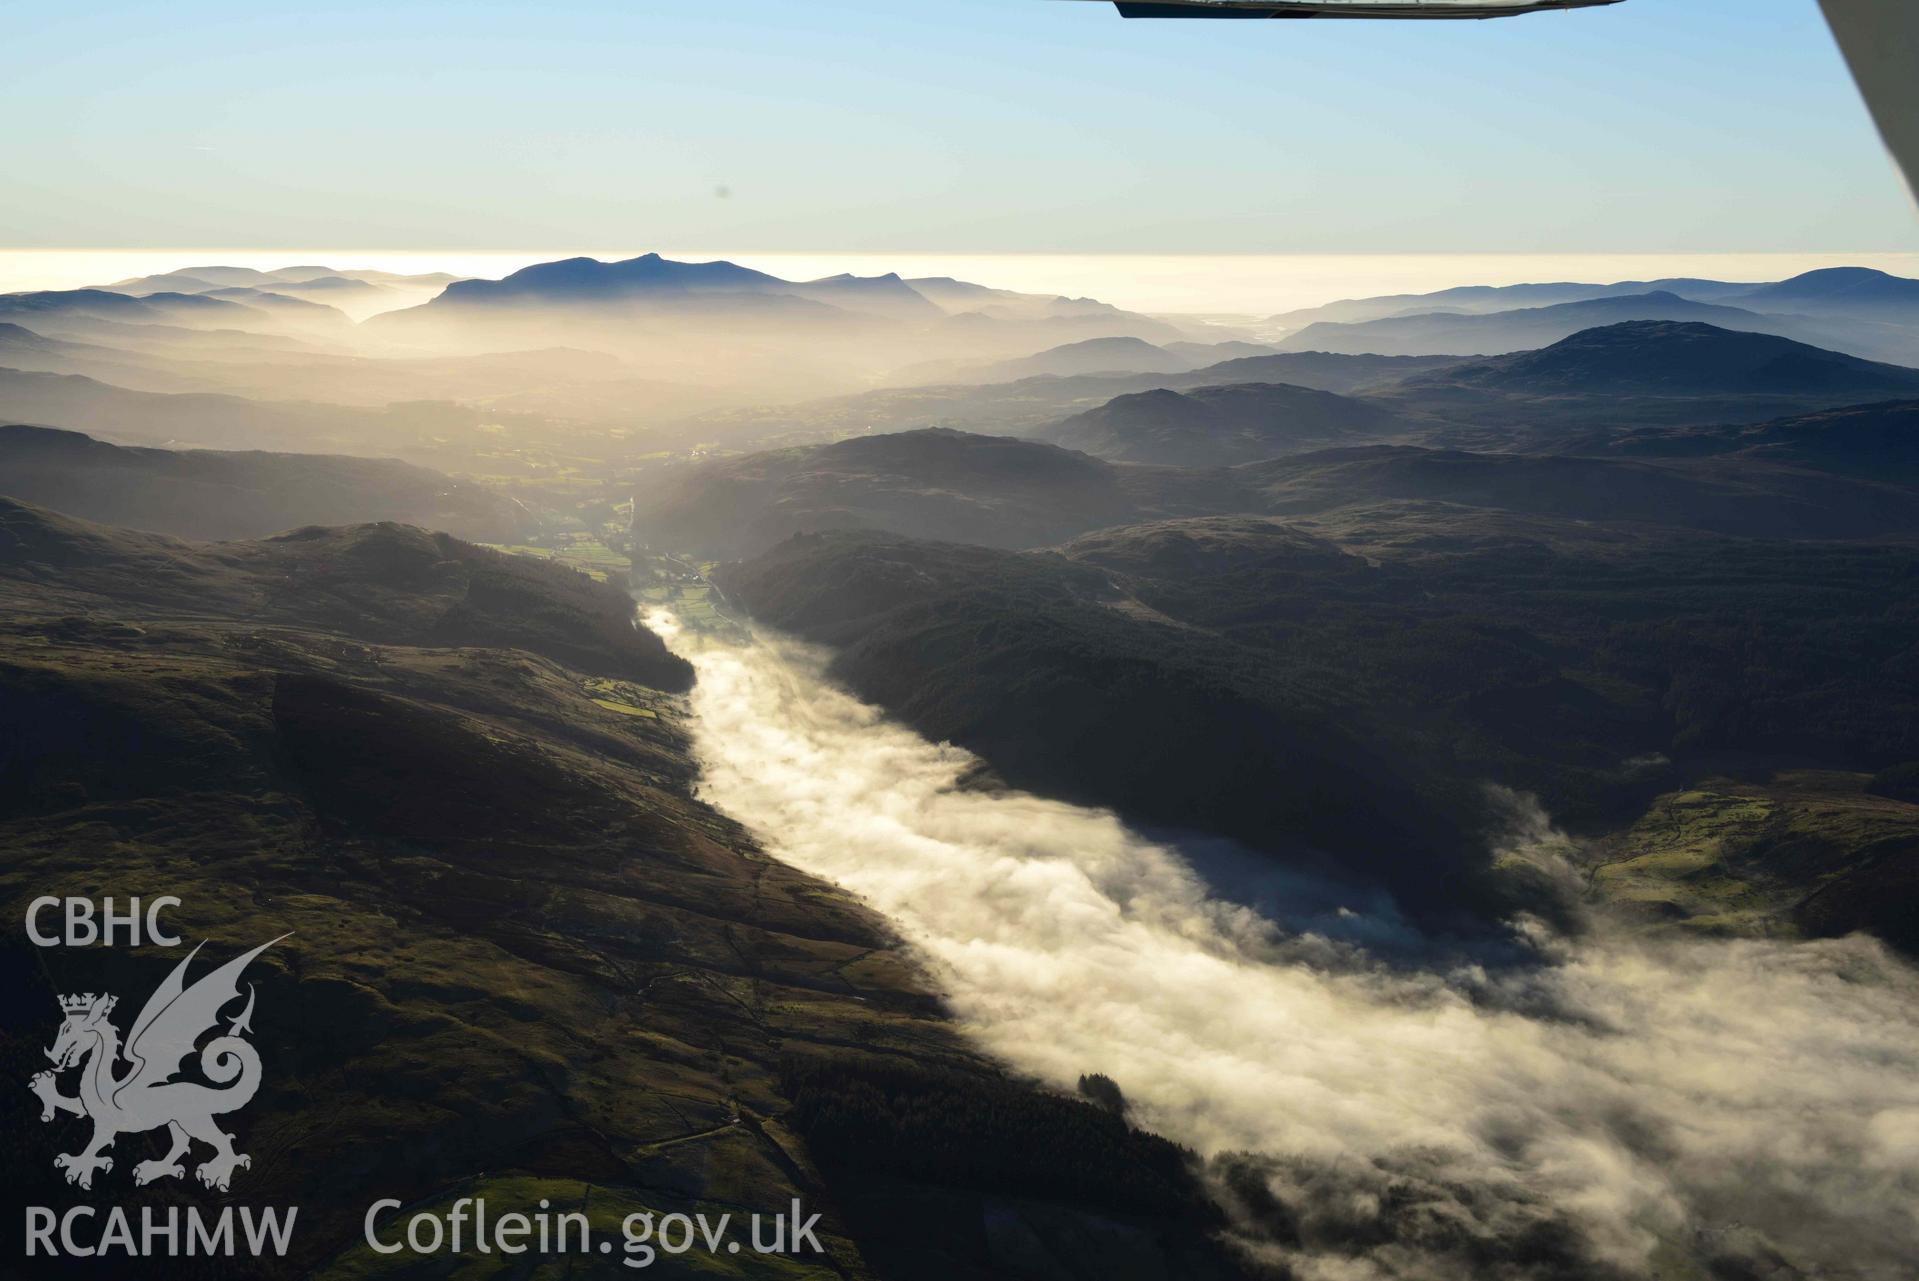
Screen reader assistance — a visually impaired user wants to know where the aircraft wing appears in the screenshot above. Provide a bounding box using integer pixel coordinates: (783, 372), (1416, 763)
(1821, 0), (1919, 199)
(1108, 0), (1623, 18)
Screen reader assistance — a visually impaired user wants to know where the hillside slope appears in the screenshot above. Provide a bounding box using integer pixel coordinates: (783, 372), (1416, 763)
(716, 529), (1498, 922)
(0, 501), (1248, 1281)
(0, 424), (531, 542)
(631, 428), (1253, 558)
(717, 516), (1919, 949)
(1035, 382), (1408, 466)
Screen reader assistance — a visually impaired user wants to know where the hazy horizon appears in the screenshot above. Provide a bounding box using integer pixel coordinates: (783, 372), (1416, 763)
(9, 247), (1919, 317)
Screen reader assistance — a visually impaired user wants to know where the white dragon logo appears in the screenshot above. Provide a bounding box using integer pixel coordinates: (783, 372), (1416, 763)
(29, 934), (288, 1192)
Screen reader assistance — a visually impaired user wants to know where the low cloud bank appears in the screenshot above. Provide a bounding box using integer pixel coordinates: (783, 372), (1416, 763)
(656, 614), (1919, 1280)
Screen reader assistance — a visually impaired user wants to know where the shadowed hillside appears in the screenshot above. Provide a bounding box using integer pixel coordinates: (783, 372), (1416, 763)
(1034, 382), (1409, 466)
(0, 425), (532, 543)
(637, 416), (1919, 561)
(718, 514), (1919, 949)
(717, 529), (1500, 923)
(0, 500), (687, 689)
(0, 367), (376, 451)
(1561, 399), (1919, 481)
(1242, 443), (1919, 540)
(631, 427), (1255, 558)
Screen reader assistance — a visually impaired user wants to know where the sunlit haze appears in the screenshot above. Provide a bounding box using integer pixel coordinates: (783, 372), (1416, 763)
(9, 248), (1919, 317)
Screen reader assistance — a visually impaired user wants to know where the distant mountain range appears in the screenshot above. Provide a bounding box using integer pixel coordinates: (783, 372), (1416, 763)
(8, 257), (1918, 466)
(105, 264), (462, 320)
(348, 254), (1201, 397)
(423, 254), (938, 321)
(11, 256), (1197, 383)
(0, 286), (355, 349)
(1277, 290), (1917, 364)
(1, 287), (285, 328)
(1272, 266), (1919, 328)
(109, 264), (461, 291)
(1269, 268), (1919, 366)
(371, 253), (1184, 343)
(1279, 291), (1776, 355)
(3, 256), (1201, 412)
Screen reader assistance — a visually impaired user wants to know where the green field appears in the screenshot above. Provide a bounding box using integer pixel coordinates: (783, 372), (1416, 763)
(486, 537), (630, 582)
(584, 677), (665, 720)
(1587, 772), (1919, 943)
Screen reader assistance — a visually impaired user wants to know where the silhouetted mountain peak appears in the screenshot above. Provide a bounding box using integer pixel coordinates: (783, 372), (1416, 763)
(1772, 266), (1899, 289)
(437, 253), (786, 304)
(1740, 266), (1919, 307)
(1056, 336), (1171, 356)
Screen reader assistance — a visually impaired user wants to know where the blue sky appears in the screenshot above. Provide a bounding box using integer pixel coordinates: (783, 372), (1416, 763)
(4, 0), (1913, 254)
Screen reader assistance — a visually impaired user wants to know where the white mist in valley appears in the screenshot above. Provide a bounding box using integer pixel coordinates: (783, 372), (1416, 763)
(653, 612), (1919, 1280)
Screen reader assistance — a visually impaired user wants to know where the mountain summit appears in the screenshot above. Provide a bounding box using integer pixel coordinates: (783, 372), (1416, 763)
(1419, 320), (1919, 396)
(424, 253), (938, 319)
(436, 253), (788, 302)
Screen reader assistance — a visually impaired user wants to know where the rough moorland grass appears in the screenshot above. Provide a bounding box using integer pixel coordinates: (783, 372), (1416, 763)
(1588, 772), (1919, 942)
